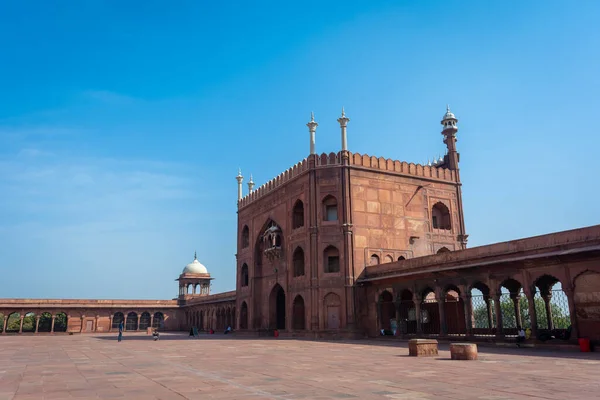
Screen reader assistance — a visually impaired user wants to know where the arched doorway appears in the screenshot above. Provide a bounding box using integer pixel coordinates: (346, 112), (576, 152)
(240, 302), (248, 329)
(139, 312), (151, 330)
(152, 312), (164, 329)
(323, 292), (342, 330)
(112, 312), (124, 330)
(378, 291), (395, 332)
(292, 295), (305, 330)
(269, 284), (286, 330)
(126, 312), (138, 331)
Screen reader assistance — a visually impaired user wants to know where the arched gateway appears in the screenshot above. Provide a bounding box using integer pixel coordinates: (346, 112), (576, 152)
(269, 284), (286, 330)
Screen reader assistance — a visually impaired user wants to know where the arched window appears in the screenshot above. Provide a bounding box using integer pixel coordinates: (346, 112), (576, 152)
(139, 312), (151, 330)
(437, 247), (450, 254)
(240, 302), (248, 329)
(431, 202), (451, 230)
(322, 195), (338, 221)
(292, 200), (304, 229)
(152, 312), (165, 329)
(126, 312), (138, 331)
(323, 245), (340, 273)
(241, 225), (249, 248)
(293, 247), (305, 277)
(112, 312), (124, 330)
(370, 254), (380, 265)
(398, 255), (406, 261)
(384, 255), (394, 263)
(241, 263), (249, 287)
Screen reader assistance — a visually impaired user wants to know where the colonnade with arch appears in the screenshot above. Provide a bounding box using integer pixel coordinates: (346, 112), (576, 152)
(0, 309), (173, 334)
(0, 311), (68, 334)
(110, 311), (165, 331)
(184, 304), (236, 332)
(374, 270), (589, 341)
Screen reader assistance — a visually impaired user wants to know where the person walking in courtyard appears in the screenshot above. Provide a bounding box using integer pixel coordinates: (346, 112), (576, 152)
(118, 320), (124, 342)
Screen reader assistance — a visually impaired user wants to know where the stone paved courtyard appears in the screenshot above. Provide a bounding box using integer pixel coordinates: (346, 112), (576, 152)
(0, 333), (599, 400)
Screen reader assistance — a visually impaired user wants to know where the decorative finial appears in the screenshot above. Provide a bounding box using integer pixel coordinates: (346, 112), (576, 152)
(341, 106), (346, 117)
(447, 104), (450, 113)
(194, 251), (197, 260)
(310, 111), (315, 122)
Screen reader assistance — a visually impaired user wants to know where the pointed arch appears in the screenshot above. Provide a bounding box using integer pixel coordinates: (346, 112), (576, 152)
(432, 202), (451, 230)
(322, 195), (338, 221)
(292, 199), (304, 229)
(292, 295), (306, 330)
(323, 292), (341, 330)
(323, 245), (340, 273)
(269, 284), (286, 330)
(241, 225), (249, 248)
(292, 246), (305, 277)
(240, 301), (248, 329)
(241, 263), (249, 287)
(370, 254), (380, 265)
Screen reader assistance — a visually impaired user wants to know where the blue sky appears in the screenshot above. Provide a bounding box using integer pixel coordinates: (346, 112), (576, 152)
(1, 1), (598, 299)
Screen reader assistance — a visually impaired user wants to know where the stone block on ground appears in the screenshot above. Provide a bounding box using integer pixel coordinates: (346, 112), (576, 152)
(450, 343), (478, 360)
(408, 338), (439, 357)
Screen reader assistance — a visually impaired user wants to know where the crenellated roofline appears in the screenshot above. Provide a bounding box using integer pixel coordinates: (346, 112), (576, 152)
(237, 151), (458, 210)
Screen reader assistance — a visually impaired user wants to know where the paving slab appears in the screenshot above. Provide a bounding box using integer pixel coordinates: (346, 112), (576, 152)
(0, 333), (599, 399)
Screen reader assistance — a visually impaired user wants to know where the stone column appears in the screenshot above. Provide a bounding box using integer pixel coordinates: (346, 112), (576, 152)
(493, 292), (504, 339)
(394, 301), (401, 335)
(137, 314), (142, 331)
(80, 316), (85, 333)
(462, 293), (473, 337)
(19, 315), (24, 334)
(542, 291), (554, 331)
(35, 316), (40, 333)
(484, 295), (494, 333)
(436, 289), (447, 336)
(109, 315), (113, 332)
(413, 295), (423, 335)
(511, 292), (523, 330)
(563, 287), (578, 342)
(524, 288), (538, 339)
(95, 315), (99, 332)
(376, 301), (382, 332)
(51, 315), (56, 333)
(150, 314), (155, 330)
(2, 316), (7, 334)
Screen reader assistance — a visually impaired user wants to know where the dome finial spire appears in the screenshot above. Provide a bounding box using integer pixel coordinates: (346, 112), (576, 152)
(194, 250), (197, 260)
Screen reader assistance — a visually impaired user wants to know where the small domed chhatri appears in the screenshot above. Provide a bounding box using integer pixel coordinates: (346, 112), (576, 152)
(177, 251), (213, 300)
(182, 252), (209, 275)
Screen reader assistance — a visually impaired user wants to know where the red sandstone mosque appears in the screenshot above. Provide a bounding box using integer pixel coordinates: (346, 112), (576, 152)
(1, 107), (599, 346)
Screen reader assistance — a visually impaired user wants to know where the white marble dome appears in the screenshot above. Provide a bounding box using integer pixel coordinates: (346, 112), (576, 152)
(182, 255), (208, 274)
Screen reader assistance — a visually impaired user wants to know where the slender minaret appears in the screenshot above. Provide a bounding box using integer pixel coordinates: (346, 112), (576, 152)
(441, 105), (459, 171)
(337, 107), (350, 151)
(236, 168), (244, 201)
(247, 174), (255, 193)
(306, 112), (318, 155)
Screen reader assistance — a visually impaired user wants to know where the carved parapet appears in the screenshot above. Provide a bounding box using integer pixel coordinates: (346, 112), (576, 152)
(349, 152), (457, 182)
(238, 158), (309, 209)
(264, 246), (282, 262)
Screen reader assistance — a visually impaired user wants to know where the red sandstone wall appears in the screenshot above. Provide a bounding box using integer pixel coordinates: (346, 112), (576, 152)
(349, 167), (462, 278)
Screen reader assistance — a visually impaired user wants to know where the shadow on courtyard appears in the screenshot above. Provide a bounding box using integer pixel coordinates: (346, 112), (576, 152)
(93, 332), (599, 361)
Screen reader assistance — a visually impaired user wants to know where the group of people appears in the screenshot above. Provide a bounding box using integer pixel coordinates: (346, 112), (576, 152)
(116, 321), (160, 342)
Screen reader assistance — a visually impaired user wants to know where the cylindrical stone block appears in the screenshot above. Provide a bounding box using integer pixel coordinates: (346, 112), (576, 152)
(450, 343), (478, 360)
